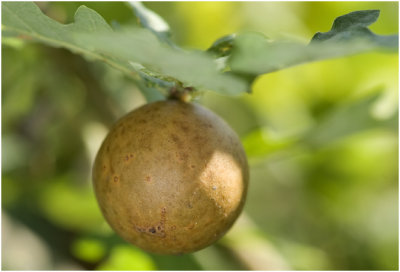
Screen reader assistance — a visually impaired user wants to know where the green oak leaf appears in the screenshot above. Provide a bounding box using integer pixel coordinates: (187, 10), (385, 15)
(2, 2), (137, 78)
(76, 29), (247, 95)
(311, 10), (398, 48)
(2, 2), (248, 96)
(229, 10), (398, 76)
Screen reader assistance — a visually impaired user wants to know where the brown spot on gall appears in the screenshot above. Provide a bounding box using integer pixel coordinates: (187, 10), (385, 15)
(176, 152), (189, 162)
(149, 227), (156, 234)
(170, 134), (180, 143)
(179, 123), (189, 132)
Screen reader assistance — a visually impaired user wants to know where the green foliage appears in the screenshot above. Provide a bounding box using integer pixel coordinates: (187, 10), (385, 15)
(98, 245), (156, 270)
(2, 2), (397, 95)
(39, 179), (104, 231)
(76, 29), (248, 95)
(2, 1), (398, 271)
(71, 238), (107, 263)
(311, 10), (397, 48)
(1, 2), (134, 79)
(242, 128), (295, 158)
(2, 2), (247, 96)
(302, 93), (398, 148)
(229, 10), (397, 75)
(128, 1), (172, 44)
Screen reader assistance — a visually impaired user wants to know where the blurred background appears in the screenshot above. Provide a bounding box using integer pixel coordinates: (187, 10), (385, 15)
(2, 1), (398, 270)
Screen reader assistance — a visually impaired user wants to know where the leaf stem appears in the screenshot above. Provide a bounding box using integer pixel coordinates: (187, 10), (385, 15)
(167, 85), (195, 102)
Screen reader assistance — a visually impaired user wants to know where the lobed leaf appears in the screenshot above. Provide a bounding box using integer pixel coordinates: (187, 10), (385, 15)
(128, 1), (173, 46)
(2, 2), (248, 96)
(76, 29), (248, 95)
(3, 3), (397, 96)
(311, 10), (398, 48)
(229, 10), (398, 76)
(2, 2), (138, 80)
(311, 10), (380, 42)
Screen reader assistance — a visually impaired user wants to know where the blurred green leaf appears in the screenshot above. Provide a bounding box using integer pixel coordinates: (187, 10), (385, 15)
(278, 239), (331, 270)
(148, 254), (202, 270)
(71, 238), (106, 263)
(193, 245), (246, 270)
(2, 46), (39, 128)
(229, 10), (398, 76)
(303, 93), (397, 148)
(98, 245), (156, 270)
(2, 134), (31, 172)
(128, 2), (171, 43)
(2, 36), (25, 49)
(2, 177), (21, 206)
(219, 214), (290, 270)
(242, 128), (295, 158)
(39, 179), (104, 231)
